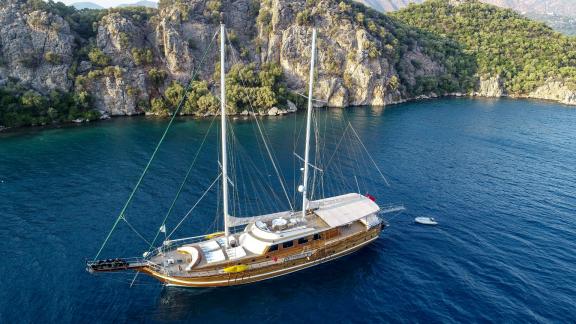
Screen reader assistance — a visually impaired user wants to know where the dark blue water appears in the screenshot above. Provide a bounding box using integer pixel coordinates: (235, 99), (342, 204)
(1, 98), (575, 323)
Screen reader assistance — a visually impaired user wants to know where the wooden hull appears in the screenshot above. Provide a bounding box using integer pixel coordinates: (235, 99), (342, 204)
(139, 226), (382, 287)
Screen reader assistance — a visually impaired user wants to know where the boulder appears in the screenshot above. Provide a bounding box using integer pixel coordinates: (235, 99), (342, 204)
(267, 107), (280, 116)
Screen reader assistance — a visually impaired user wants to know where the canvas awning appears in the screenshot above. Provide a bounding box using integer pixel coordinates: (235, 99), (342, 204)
(312, 193), (380, 228)
(227, 193), (381, 228)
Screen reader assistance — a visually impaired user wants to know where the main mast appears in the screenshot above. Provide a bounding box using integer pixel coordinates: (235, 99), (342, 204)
(302, 28), (317, 219)
(220, 23), (230, 246)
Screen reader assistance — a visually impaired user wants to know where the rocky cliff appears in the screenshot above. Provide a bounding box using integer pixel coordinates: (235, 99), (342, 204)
(0, 1), (74, 93)
(0, 0), (574, 127)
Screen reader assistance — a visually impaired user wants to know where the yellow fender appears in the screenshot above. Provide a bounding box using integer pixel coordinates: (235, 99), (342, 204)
(205, 231), (225, 239)
(223, 264), (248, 273)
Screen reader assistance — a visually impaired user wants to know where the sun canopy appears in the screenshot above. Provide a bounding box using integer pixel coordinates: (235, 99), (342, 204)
(227, 193), (380, 229)
(312, 193), (380, 228)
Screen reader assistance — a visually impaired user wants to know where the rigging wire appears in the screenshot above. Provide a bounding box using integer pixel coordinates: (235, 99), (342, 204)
(93, 30), (219, 261)
(323, 123), (350, 172)
(167, 173), (222, 238)
(348, 122), (390, 187)
(122, 217), (153, 247)
(225, 31), (294, 211)
(145, 115), (218, 254)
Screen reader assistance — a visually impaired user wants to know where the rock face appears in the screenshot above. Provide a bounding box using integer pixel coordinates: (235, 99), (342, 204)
(475, 75), (505, 97)
(89, 69), (149, 115)
(91, 12), (151, 115)
(0, 0), (574, 119)
(0, 3), (74, 93)
(258, 0), (433, 106)
(529, 81), (576, 105)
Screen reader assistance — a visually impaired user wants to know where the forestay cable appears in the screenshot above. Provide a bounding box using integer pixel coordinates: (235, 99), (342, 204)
(93, 30), (219, 261)
(145, 115), (218, 254)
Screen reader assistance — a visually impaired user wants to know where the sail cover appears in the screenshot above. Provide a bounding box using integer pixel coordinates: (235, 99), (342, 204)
(312, 193), (380, 228)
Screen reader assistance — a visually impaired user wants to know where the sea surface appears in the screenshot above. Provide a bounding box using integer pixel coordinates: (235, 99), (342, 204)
(1, 98), (575, 323)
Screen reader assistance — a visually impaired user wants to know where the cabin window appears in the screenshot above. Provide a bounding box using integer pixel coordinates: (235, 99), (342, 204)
(268, 244), (278, 252)
(313, 233), (321, 240)
(282, 241), (294, 249)
(298, 237), (308, 245)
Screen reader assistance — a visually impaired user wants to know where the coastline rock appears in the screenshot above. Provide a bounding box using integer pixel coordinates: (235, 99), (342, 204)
(475, 75), (505, 97)
(268, 107), (280, 116)
(529, 80), (576, 105)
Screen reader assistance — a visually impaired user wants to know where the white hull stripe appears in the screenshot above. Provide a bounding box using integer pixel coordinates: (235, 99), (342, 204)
(156, 236), (379, 286)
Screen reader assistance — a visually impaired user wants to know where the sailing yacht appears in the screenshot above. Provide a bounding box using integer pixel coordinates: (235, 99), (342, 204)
(87, 24), (403, 287)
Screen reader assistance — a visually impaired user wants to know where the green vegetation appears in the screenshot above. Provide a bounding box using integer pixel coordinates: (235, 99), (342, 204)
(393, 0), (576, 93)
(296, 9), (312, 26)
(337, 0), (477, 95)
(106, 6), (156, 23)
(25, 0), (105, 39)
(88, 48), (111, 67)
(147, 68), (167, 88)
(0, 81), (98, 128)
(149, 62), (288, 116)
(222, 62), (287, 113)
(257, 0), (272, 33)
(131, 48), (154, 66)
(44, 52), (62, 65)
(204, 0), (221, 22)
(151, 80), (219, 116)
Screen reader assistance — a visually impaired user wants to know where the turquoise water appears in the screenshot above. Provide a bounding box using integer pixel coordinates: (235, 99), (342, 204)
(1, 98), (575, 322)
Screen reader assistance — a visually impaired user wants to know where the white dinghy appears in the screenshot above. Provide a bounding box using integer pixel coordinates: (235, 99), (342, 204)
(415, 217), (438, 225)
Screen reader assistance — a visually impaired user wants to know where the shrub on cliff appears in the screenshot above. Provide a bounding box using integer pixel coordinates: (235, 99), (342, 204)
(131, 48), (154, 66)
(221, 63), (286, 113)
(151, 80), (219, 116)
(88, 48), (111, 67)
(44, 52), (62, 65)
(147, 68), (167, 88)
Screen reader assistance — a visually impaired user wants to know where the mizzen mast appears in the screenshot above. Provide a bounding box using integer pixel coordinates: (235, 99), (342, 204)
(301, 28), (317, 219)
(220, 22), (230, 247)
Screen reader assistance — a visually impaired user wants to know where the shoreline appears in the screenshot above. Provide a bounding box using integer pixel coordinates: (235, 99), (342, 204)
(1, 94), (574, 134)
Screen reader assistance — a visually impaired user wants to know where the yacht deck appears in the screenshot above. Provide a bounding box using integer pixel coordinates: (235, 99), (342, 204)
(148, 215), (368, 278)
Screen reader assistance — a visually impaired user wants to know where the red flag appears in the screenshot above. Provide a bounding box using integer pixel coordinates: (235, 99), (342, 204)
(366, 194), (376, 202)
